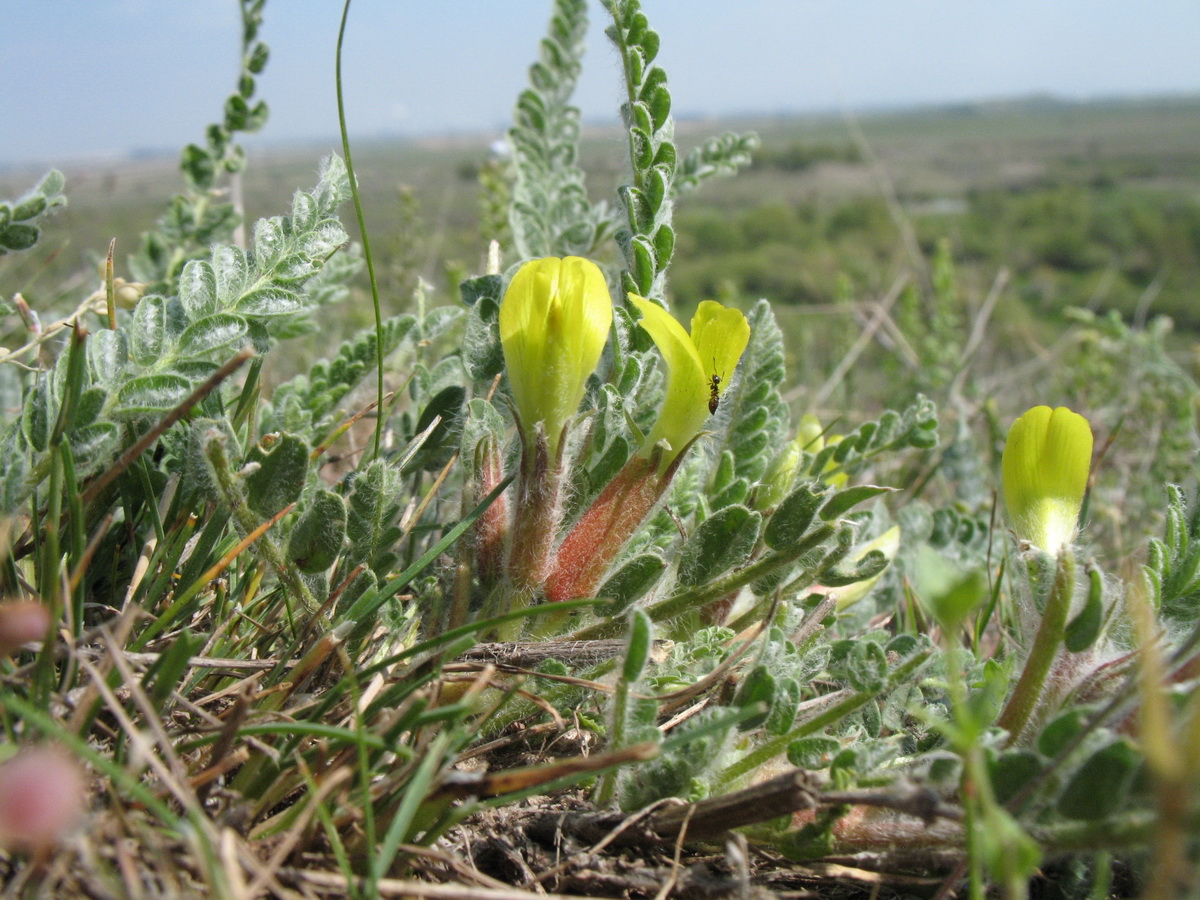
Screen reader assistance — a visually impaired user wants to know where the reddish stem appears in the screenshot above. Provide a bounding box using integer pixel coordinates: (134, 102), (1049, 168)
(545, 453), (670, 603)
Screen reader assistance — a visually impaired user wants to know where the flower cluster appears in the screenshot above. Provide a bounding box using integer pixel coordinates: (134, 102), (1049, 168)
(484, 256), (751, 606)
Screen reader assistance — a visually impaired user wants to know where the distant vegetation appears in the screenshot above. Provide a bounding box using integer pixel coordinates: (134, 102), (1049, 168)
(664, 99), (1200, 331)
(6, 95), (1198, 356)
(669, 160), (1200, 328)
(748, 139), (863, 172)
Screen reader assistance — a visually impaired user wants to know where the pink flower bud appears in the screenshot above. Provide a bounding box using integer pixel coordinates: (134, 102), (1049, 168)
(0, 601), (51, 657)
(0, 747), (86, 852)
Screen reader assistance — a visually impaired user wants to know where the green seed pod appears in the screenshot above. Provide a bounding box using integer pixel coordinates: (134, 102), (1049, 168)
(622, 609), (653, 684)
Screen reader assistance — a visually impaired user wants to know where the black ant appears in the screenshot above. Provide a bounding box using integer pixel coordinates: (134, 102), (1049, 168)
(708, 358), (724, 415)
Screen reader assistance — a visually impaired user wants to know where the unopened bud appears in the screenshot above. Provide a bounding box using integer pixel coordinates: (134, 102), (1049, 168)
(0, 747), (86, 852)
(0, 601), (51, 656)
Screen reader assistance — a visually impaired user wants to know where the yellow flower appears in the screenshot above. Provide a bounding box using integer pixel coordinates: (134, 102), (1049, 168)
(499, 257), (612, 456)
(627, 295), (750, 464)
(1001, 406), (1093, 554)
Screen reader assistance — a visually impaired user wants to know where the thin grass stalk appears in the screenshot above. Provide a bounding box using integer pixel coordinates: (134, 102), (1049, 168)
(335, 0), (386, 462)
(134, 502), (293, 649)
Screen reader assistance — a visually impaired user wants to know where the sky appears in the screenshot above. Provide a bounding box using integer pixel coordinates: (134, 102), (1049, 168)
(3, 1), (1199, 168)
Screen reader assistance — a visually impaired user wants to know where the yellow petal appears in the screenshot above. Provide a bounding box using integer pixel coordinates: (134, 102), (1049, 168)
(690, 300), (751, 404)
(628, 294), (708, 459)
(796, 413), (826, 453)
(629, 295), (752, 466)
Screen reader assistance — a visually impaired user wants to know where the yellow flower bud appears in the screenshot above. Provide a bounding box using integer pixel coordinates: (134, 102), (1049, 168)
(796, 413), (825, 452)
(1001, 406), (1093, 554)
(499, 257), (612, 457)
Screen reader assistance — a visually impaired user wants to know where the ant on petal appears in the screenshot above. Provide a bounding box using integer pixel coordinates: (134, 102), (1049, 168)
(708, 357), (724, 415)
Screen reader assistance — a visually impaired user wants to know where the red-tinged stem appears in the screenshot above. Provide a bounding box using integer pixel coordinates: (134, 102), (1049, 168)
(544, 453), (670, 603)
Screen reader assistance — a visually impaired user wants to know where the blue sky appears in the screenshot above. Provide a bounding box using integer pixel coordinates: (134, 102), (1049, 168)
(3, 1), (1199, 167)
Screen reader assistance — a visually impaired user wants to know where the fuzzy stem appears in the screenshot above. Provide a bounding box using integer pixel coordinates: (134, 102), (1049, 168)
(1029, 809), (1166, 854)
(963, 748), (987, 900)
(996, 548), (1077, 745)
(595, 610), (651, 806)
(506, 428), (564, 595)
(203, 432), (319, 619)
(717, 648), (932, 787)
(594, 674), (631, 807)
(570, 524), (836, 642)
(470, 436), (509, 586)
(544, 454), (667, 604)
